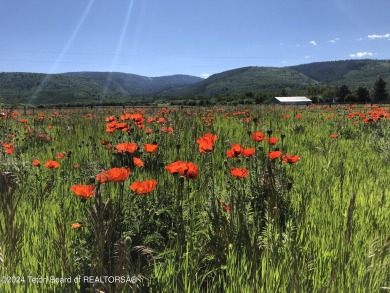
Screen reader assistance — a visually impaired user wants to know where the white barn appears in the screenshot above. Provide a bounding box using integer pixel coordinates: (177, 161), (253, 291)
(267, 97), (312, 105)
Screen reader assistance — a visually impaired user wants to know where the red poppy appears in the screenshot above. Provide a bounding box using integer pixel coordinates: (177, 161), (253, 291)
(226, 144), (243, 158)
(133, 157), (144, 167)
(4, 148), (14, 154)
(241, 148), (255, 157)
(100, 140), (110, 145)
(96, 167), (130, 183)
(105, 115), (116, 122)
(2, 142), (14, 149)
(267, 137), (278, 145)
(119, 113), (132, 121)
(115, 142), (138, 154)
(71, 222), (84, 229)
(177, 162), (199, 179)
(56, 152), (66, 159)
(32, 159), (41, 167)
(70, 184), (95, 198)
(130, 179), (157, 195)
(105, 167), (130, 182)
(143, 144), (158, 153)
(165, 160), (184, 174)
(145, 128), (153, 135)
(268, 151), (282, 160)
(165, 161), (198, 179)
(73, 164), (79, 168)
(220, 200), (231, 212)
(282, 155), (300, 164)
(251, 132), (265, 142)
(197, 133), (217, 153)
(157, 117), (166, 124)
(330, 134), (339, 139)
(161, 126), (174, 134)
(231, 167), (249, 178)
(44, 160), (60, 169)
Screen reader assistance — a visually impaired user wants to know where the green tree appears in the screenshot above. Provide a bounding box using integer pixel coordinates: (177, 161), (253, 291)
(345, 94), (357, 103)
(356, 87), (370, 103)
(373, 77), (388, 102)
(336, 85), (350, 102)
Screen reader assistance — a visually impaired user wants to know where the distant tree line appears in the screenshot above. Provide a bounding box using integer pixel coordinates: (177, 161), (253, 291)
(334, 77), (388, 103)
(306, 77), (389, 104)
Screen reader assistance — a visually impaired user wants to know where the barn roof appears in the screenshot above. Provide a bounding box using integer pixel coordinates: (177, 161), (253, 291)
(274, 97), (312, 102)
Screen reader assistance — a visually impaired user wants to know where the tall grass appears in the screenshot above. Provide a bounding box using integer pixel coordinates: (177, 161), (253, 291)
(0, 105), (389, 292)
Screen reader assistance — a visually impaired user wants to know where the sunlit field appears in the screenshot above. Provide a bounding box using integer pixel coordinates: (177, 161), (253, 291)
(0, 104), (389, 292)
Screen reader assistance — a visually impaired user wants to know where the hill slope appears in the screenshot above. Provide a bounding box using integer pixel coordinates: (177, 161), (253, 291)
(159, 66), (319, 97)
(0, 72), (203, 104)
(1, 59), (389, 104)
(159, 59), (390, 97)
(289, 59), (390, 86)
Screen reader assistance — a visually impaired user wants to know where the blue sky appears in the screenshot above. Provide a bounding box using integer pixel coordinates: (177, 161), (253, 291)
(1, 0), (389, 78)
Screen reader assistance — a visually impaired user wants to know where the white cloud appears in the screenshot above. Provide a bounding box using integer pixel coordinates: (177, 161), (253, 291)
(329, 37), (340, 43)
(305, 55), (310, 59)
(200, 73), (210, 79)
(349, 52), (373, 58)
(367, 33), (390, 39)
(309, 41), (317, 46)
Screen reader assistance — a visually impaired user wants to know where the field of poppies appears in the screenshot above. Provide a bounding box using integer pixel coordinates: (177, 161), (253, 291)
(0, 104), (389, 292)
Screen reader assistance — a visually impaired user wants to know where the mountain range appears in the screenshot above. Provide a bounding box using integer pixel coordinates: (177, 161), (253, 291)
(0, 59), (389, 104)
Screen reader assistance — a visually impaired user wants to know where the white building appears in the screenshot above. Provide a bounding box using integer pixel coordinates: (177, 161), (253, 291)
(267, 97), (312, 105)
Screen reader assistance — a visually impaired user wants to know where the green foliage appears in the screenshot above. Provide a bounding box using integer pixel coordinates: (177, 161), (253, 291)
(2, 60), (390, 105)
(336, 85), (351, 102)
(373, 77), (389, 102)
(0, 104), (389, 292)
(0, 72), (202, 105)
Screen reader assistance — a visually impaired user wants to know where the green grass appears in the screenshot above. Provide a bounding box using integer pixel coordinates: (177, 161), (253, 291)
(0, 104), (389, 292)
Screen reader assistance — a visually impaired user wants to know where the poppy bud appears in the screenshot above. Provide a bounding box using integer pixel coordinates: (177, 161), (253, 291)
(87, 176), (95, 185)
(176, 144), (181, 151)
(267, 129), (272, 137)
(124, 236), (133, 247)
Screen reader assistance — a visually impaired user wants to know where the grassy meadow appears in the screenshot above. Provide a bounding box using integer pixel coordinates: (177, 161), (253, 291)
(0, 104), (389, 292)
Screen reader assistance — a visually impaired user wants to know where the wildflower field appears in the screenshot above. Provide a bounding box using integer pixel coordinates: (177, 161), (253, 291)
(0, 104), (389, 292)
